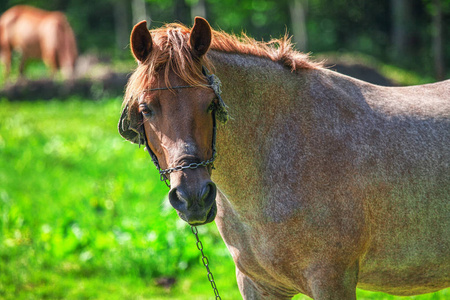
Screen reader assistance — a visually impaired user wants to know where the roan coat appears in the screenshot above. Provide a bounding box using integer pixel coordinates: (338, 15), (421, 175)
(119, 18), (450, 299)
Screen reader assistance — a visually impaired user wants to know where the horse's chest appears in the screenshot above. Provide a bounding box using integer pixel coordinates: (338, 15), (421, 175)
(216, 196), (306, 289)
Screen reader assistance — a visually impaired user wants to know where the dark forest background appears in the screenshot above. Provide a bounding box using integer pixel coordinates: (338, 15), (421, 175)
(1, 0), (448, 81)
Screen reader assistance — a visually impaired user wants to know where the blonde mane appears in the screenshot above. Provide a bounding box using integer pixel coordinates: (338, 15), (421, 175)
(125, 22), (321, 104)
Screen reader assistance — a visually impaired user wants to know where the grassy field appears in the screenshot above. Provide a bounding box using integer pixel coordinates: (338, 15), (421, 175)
(0, 97), (448, 299)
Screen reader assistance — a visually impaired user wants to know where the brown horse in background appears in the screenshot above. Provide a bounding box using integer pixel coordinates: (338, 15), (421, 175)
(0, 5), (77, 79)
(119, 18), (449, 299)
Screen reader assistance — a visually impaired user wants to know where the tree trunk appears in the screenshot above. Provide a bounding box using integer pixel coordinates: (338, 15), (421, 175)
(174, 0), (190, 24)
(289, 0), (308, 51)
(391, 0), (412, 60)
(114, 0), (129, 57)
(432, 0), (445, 80)
(190, 0), (207, 19)
(131, 0), (148, 25)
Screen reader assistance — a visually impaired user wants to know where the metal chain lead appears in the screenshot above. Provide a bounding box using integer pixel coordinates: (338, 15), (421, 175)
(150, 148), (217, 188)
(159, 152), (217, 176)
(191, 226), (222, 300)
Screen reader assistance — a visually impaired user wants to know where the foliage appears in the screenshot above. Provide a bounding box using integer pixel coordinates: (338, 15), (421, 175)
(143, 0), (450, 78)
(0, 0), (448, 78)
(0, 97), (238, 299)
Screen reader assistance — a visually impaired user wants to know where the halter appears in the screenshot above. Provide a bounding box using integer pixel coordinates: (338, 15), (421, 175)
(141, 66), (224, 188)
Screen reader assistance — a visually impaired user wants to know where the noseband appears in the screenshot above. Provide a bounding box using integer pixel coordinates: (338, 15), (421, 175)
(141, 66), (225, 187)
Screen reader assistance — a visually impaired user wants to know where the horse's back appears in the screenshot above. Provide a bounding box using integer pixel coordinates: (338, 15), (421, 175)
(0, 5), (77, 75)
(346, 77), (450, 295)
(292, 70), (450, 295)
(0, 6), (50, 55)
(365, 79), (450, 119)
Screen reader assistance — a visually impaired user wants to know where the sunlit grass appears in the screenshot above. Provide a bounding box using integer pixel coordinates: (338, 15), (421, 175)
(0, 97), (236, 299)
(0, 56), (52, 84)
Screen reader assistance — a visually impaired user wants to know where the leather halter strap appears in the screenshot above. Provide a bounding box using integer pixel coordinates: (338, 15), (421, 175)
(146, 85), (208, 91)
(142, 111), (217, 188)
(141, 66), (221, 188)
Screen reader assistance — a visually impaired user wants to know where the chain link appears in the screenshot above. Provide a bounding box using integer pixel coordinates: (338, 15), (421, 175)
(191, 226), (222, 300)
(156, 152), (217, 188)
(159, 152), (217, 176)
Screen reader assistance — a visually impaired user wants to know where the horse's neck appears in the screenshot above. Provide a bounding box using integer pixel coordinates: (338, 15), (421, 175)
(208, 50), (370, 116)
(208, 51), (367, 217)
(208, 51), (311, 121)
(208, 51), (314, 215)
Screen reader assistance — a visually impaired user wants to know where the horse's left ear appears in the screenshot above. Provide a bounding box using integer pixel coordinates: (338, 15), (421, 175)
(130, 20), (152, 63)
(190, 17), (212, 58)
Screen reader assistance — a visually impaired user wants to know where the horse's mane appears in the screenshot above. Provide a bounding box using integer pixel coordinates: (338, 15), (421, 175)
(210, 27), (322, 71)
(125, 22), (322, 104)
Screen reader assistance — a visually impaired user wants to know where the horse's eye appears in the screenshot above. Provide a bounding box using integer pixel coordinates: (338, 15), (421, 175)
(139, 104), (153, 117)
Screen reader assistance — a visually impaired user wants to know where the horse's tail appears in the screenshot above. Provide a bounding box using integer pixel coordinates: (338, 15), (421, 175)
(55, 13), (78, 78)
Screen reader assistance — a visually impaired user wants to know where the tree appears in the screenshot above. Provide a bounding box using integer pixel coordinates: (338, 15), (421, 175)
(288, 0), (308, 51)
(431, 0), (445, 80)
(114, 0), (130, 56)
(189, 0), (207, 19)
(132, 0), (148, 24)
(391, 0), (413, 60)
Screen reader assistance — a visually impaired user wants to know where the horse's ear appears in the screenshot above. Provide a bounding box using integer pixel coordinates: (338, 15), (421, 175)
(190, 17), (212, 58)
(118, 101), (145, 145)
(130, 21), (152, 63)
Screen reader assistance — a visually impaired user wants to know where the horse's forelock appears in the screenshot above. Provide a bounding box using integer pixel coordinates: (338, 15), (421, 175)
(124, 24), (212, 108)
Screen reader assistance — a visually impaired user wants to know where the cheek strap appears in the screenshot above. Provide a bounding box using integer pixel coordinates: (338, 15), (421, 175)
(138, 65), (225, 188)
(142, 110), (217, 188)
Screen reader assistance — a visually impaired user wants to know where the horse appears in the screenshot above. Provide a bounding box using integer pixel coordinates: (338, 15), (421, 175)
(118, 18), (450, 299)
(0, 5), (77, 79)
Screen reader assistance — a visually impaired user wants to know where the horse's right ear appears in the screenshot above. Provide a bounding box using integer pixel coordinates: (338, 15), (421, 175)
(118, 101), (145, 145)
(130, 21), (152, 63)
(190, 17), (212, 58)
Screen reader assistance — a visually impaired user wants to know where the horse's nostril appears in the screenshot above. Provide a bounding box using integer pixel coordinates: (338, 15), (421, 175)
(201, 182), (217, 207)
(200, 184), (211, 201)
(168, 187), (188, 212)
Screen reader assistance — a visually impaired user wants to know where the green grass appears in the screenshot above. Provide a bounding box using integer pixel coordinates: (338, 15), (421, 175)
(0, 57), (52, 83)
(0, 97), (238, 299)
(0, 97), (448, 299)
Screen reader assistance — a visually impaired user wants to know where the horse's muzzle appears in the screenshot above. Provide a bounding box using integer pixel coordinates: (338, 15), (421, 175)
(168, 181), (217, 225)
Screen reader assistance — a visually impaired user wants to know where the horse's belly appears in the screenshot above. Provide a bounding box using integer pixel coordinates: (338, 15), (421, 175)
(358, 174), (450, 295)
(358, 222), (450, 295)
(358, 264), (449, 296)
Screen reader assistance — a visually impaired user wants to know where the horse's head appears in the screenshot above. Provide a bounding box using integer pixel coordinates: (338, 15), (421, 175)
(119, 18), (227, 225)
